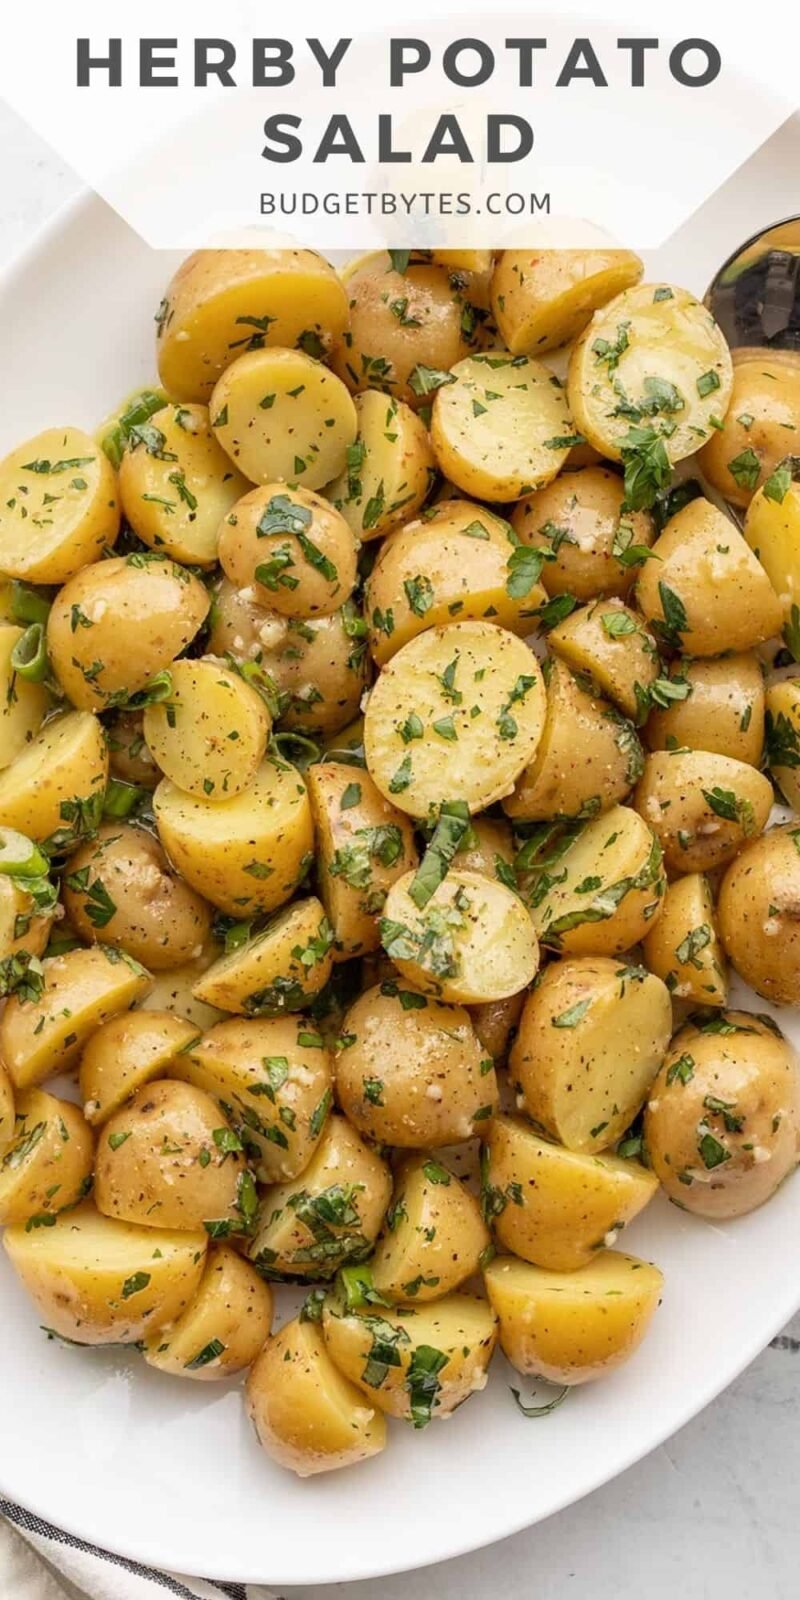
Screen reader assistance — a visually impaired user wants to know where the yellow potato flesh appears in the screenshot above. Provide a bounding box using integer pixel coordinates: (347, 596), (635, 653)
(0, 946), (151, 1090)
(484, 1250), (663, 1384)
(490, 249), (644, 356)
(308, 762), (418, 959)
(504, 656), (643, 822)
(371, 1156), (489, 1303)
(0, 875), (53, 962)
(744, 472), (800, 631)
(525, 804), (665, 956)
(79, 1010), (202, 1126)
(0, 1090), (94, 1225)
(364, 621), (546, 819)
(642, 873), (727, 1007)
(381, 868), (539, 1004)
(325, 390), (435, 541)
(139, 956), (225, 1034)
(485, 1114), (659, 1270)
(699, 356), (800, 509)
(0, 710), (108, 843)
(192, 896), (333, 1014)
(645, 653), (765, 766)
(765, 679), (800, 810)
(0, 625), (49, 768)
(0, 1062), (13, 1154)
(210, 348), (357, 489)
(431, 353), (571, 501)
(3, 1201), (207, 1344)
(246, 1317), (386, 1477)
(549, 600), (659, 720)
(143, 657), (269, 801)
(143, 1245), (273, 1379)
(0, 428), (120, 583)
(118, 403), (249, 567)
(322, 1293), (498, 1420)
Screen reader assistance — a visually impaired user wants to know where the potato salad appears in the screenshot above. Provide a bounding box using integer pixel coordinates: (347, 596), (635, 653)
(0, 244), (798, 1478)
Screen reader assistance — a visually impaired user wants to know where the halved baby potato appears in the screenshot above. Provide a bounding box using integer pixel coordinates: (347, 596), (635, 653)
(510, 465), (655, 601)
(633, 749), (773, 874)
(431, 353), (572, 501)
(525, 804), (665, 956)
(484, 1249), (663, 1385)
(504, 656), (643, 821)
(325, 389), (435, 541)
(174, 1015), (334, 1185)
(331, 253), (478, 409)
(567, 283), (733, 462)
(1, 945), (151, 1090)
(143, 1244), (273, 1380)
(699, 355), (800, 510)
(717, 826), (800, 1005)
(636, 497), (783, 656)
(645, 653), (765, 767)
(0, 873), (54, 963)
(192, 897), (333, 1014)
(380, 867), (539, 1004)
(79, 1010), (201, 1126)
(248, 1113), (391, 1279)
(765, 678), (800, 809)
(63, 823), (213, 971)
(0, 1089), (94, 1226)
(118, 403), (249, 567)
(153, 756), (314, 917)
(308, 762), (418, 959)
(364, 500), (545, 666)
(483, 1114), (659, 1270)
(642, 873), (727, 1006)
(510, 956), (672, 1154)
(0, 427), (120, 583)
(210, 348), (357, 489)
(0, 624), (49, 768)
(143, 656), (270, 801)
(490, 248), (643, 356)
(743, 454), (800, 631)
(549, 599), (659, 721)
(364, 621), (546, 819)
(371, 1154), (489, 1303)
(218, 483), (358, 619)
(0, 709), (108, 846)
(322, 1292), (498, 1421)
(246, 1316), (387, 1477)
(3, 1200), (207, 1344)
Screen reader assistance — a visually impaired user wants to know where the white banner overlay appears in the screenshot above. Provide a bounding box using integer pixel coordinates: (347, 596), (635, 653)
(0, 0), (797, 250)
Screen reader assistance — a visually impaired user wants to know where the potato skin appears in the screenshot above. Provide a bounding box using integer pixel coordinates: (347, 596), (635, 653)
(79, 1010), (201, 1126)
(371, 1155), (490, 1303)
(698, 354), (800, 508)
(510, 956), (672, 1154)
(718, 826), (800, 1005)
(118, 403), (249, 567)
(636, 498), (783, 657)
(325, 389), (435, 540)
(308, 762), (418, 959)
(218, 484), (358, 619)
(0, 709), (108, 846)
(526, 805), (666, 958)
(63, 823), (212, 971)
(511, 466), (654, 601)
(484, 1250), (663, 1385)
(644, 1012), (800, 1218)
(1, 946), (151, 1090)
(549, 600), (659, 721)
(46, 556), (210, 713)
(321, 1293), (498, 1420)
(336, 983), (497, 1148)
(504, 656), (643, 822)
(642, 873), (727, 1007)
(332, 254), (477, 409)
(143, 1245), (273, 1380)
(3, 1201), (207, 1344)
(490, 248), (643, 356)
(94, 1079), (248, 1232)
(0, 1062), (13, 1155)
(765, 678), (800, 809)
(0, 875), (54, 964)
(0, 625), (49, 769)
(246, 1317), (386, 1477)
(645, 653), (765, 767)
(0, 1089), (94, 1226)
(634, 749), (773, 874)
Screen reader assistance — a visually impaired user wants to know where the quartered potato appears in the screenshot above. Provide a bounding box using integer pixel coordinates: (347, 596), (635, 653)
(646, 653), (765, 766)
(325, 389), (435, 541)
(62, 823), (213, 970)
(0, 709), (108, 845)
(321, 1292), (498, 1421)
(430, 352), (572, 501)
(483, 1114), (659, 1270)
(210, 348), (357, 489)
(371, 1154), (489, 1303)
(143, 657), (270, 800)
(218, 483), (358, 619)
(143, 1245), (273, 1379)
(156, 247), (350, 403)
(46, 555), (210, 713)
(364, 621), (546, 818)
(335, 982), (497, 1148)
(308, 762), (418, 959)
(490, 248), (643, 356)
(699, 354), (800, 509)
(0, 427), (120, 583)
(718, 826), (800, 1005)
(79, 1010), (201, 1125)
(0, 624), (49, 767)
(549, 599), (660, 721)
(118, 403), (249, 567)
(0, 1089), (94, 1226)
(139, 954), (225, 1036)
(633, 749), (773, 874)
(567, 283), (733, 462)
(0, 945), (151, 1090)
(173, 1015), (334, 1185)
(510, 465), (655, 601)
(3, 1201), (207, 1344)
(248, 1113), (391, 1279)
(524, 804), (665, 956)
(510, 956), (672, 1154)
(332, 253), (478, 409)
(643, 873), (727, 1007)
(743, 454), (800, 629)
(504, 656), (643, 821)
(636, 497), (783, 656)
(644, 1012), (800, 1218)
(153, 756), (314, 917)
(192, 897), (333, 1014)
(765, 679), (800, 808)
(380, 867), (539, 1004)
(364, 500), (545, 665)
(246, 1317), (387, 1477)
(484, 1250), (663, 1385)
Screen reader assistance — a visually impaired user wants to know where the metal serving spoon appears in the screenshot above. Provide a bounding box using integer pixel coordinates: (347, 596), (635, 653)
(705, 216), (800, 357)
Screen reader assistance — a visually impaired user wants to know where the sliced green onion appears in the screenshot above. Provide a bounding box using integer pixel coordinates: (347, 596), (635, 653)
(125, 669), (173, 710)
(103, 779), (148, 819)
(270, 731), (321, 771)
(408, 800), (471, 910)
(10, 582), (51, 627)
(338, 1264), (389, 1313)
(10, 624), (48, 681)
(0, 830), (49, 878)
(101, 388), (168, 467)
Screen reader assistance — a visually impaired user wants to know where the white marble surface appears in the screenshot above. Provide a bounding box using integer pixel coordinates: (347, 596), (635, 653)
(1, 96), (799, 1600)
